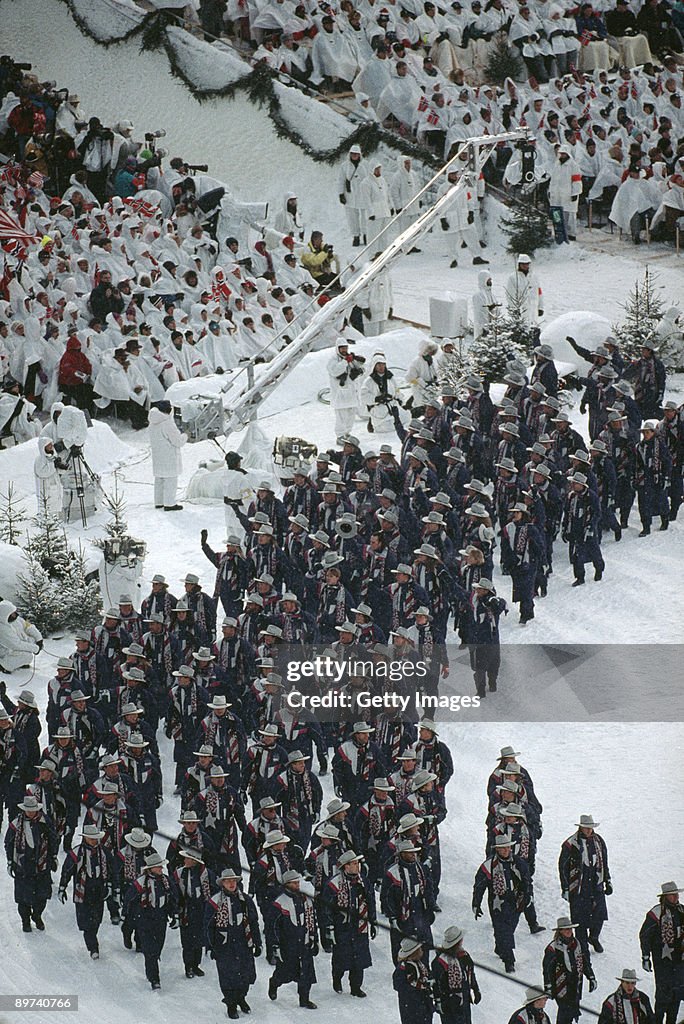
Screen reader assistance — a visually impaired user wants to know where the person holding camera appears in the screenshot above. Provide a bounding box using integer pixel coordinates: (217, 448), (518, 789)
(88, 270), (124, 322)
(76, 116), (114, 202)
(301, 231), (339, 289)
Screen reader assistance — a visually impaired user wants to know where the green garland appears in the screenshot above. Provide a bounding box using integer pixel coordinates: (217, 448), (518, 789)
(54, 0), (442, 168)
(56, 0), (150, 46)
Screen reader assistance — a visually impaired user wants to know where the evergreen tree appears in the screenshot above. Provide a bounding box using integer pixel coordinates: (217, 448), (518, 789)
(62, 542), (102, 629)
(485, 36), (525, 85)
(16, 539), (64, 635)
(466, 308), (527, 383)
(30, 493), (70, 578)
(501, 199), (551, 256)
(0, 483), (28, 545)
(613, 268), (678, 367)
(93, 473), (128, 552)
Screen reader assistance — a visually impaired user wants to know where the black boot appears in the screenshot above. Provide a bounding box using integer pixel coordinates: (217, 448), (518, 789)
(351, 988), (367, 997)
(268, 977), (278, 1001)
(32, 910), (45, 931)
(614, 526), (622, 541)
(505, 960), (516, 973)
(352, 236), (360, 247)
(299, 998), (318, 1009)
(185, 968), (194, 979)
(660, 516), (669, 531)
(333, 975), (343, 994)
(226, 1007), (239, 1020)
(194, 965), (205, 977)
(19, 908), (32, 933)
(638, 525), (650, 537)
(529, 923), (546, 934)
(589, 934), (604, 953)
(594, 567), (603, 581)
(238, 999), (251, 1013)
(572, 578), (585, 587)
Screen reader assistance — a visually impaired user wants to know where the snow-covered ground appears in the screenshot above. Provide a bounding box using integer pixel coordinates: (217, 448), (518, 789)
(1, 3), (683, 1020)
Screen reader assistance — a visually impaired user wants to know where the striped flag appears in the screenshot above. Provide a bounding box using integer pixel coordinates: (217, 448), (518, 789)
(0, 209), (35, 244)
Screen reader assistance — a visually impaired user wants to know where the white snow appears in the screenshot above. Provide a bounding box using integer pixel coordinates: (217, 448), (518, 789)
(0, 422), (136, 506)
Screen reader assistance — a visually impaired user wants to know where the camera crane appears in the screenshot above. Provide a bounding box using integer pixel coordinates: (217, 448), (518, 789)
(208, 129), (530, 442)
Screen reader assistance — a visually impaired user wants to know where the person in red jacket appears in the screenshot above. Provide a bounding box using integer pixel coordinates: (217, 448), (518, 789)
(8, 96), (38, 158)
(58, 337), (93, 413)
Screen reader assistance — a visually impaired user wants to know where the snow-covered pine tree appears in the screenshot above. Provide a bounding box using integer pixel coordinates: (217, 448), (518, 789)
(484, 35), (525, 85)
(16, 538), (64, 635)
(466, 308), (527, 383)
(62, 542), (102, 629)
(30, 493), (70, 578)
(101, 473), (128, 541)
(437, 339), (468, 391)
(612, 268), (678, 367)
(501, 199), (551, 256)
(0, 482), (27, 545)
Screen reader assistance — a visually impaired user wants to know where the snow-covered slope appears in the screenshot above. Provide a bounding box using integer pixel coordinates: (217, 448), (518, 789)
(0, 0), (344, 235)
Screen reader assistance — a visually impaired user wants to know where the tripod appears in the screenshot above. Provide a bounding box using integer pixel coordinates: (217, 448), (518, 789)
(59, 445), (111, 527)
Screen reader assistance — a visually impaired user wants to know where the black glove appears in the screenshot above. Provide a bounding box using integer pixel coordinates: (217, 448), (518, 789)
(472, 988), (482, 1004)
(642, 956), (652, 972)
(58, 889), (68, 904)
(604, 880), (613, 896)
(370, 922), (377, 940)
(321, 937), (333, 954)
(201, 529), (208, 544)
(169, 915), (179, 929)
(339, 194), (347, 205)
(473, 905), (483, 919)
(254, 946), (262, 957)
(318, 755), (328, 776)
(312, 942), (319, 956)
(588, 977), (597, 993)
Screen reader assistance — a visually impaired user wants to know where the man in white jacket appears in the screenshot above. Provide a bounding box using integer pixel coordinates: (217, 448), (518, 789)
(327, 339), (365, 435)
(148, 400), (187, 512)
(548, 147), (583, 241)
(0, 600), (42, 673)
(391, 157), (422, 241)
(504, 254), (544, 324)
(338, 146), (368, 247)
(360, 162), (394, 256)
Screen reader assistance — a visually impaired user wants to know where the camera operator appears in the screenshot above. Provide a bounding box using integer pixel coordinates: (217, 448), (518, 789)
(76, 116), (114, 202)
(0, 56), (33, 101)
(301, 230), (340, 289)
(88, 269), (125, 321)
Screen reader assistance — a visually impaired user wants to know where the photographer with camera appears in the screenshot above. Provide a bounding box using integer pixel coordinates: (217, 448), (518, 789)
(88, 270), (125, 322)
(300, 230), (340, 290)
(75, 116), (114, 202)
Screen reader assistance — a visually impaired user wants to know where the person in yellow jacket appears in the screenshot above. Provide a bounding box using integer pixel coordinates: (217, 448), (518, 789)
(301, 231), (339, 288)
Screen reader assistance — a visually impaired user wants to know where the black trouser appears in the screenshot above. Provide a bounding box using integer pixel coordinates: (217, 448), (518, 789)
(77, 900), (104, 953)
(183, 945), (203, 971)
(61, 382), (94, 414)
(144, 953), (160, 985)
(18, 897), (47, 925)
(333, 964), (364, 992)
(271, 960), (311, 1002)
